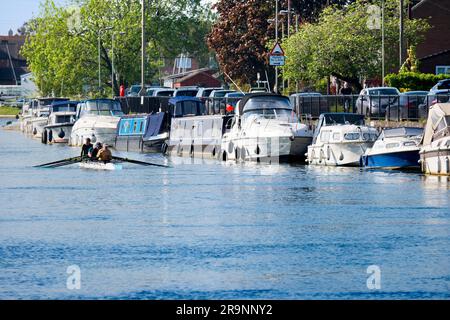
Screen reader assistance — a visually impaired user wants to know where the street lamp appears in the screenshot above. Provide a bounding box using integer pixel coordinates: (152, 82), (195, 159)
(111, 31), (125, 97)
(97, 26), (113, 91)
(138, 0), (146, 97)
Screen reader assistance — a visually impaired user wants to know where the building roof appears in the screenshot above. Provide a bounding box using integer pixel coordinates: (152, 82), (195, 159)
(162, 68), (212, 80)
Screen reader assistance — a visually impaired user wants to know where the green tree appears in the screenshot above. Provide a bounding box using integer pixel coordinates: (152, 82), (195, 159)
(282, 0), (430, 92)
(21, 0), (214, 97)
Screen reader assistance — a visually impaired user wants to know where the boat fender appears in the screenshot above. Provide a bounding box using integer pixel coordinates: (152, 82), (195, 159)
(212, 147), (216, 157)
(445, 157), (449, 174)
(319, 149), (324, 163)
(339, 152), (344, 161)
(222, 151), (227, 161)
(48, 130), (53, 142)
(235, 147), (240, 160)
(327, 146), (331, 161)
(190, 145), (194, 157)
(241, 148), (246, 160)
(161, 142), (168, 154)
(42, 129), (47, 144)
(310, 150), (315, 163)
(33, 127), (37, 135)
(58, 129), (65, 139)
(437, 156), (441, 174)
(255, 145), (260, 155)
(177, 144), (182, 156)
(228, 142), (234, 154)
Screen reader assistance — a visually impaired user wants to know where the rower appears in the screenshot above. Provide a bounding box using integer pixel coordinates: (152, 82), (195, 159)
(81, 138), (93, 159)
(97, 144), (113, 163)
(88, 142), (103, 160)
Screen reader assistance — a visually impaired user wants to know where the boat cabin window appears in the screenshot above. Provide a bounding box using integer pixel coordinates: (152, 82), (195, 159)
(333, 132), (341, 141)
(344, 132), (360, 140)
(52, 104), (77, 113)
(386, 143), (400, 149)
(323, 114), (365, 126)
(320, 131), (331, 142)
(242, 96), (297, 122)
(85, 100), (124, 116)
(56, 115), (73, 123)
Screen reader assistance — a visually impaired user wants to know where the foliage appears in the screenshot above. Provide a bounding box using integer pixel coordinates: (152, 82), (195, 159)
(0, 106), (20, 115)
(207, 0), (353, 85)
(384, 72), (450, 91)
(21, 0), (214, 97)
(282, 0), (430, 91)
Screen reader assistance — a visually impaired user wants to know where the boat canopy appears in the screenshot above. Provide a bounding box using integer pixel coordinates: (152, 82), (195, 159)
(383, 127), (423, 138)
(169, 97), (206, 117)
(237, 93), (290, 115)
(77, 99), (124, 118)
(320, 113), (365, 126)
(50, 101), (78, 113)
(422, 103), (450, 145)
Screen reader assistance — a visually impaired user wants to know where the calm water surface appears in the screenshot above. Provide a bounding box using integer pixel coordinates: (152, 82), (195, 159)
(0, 118), (449, 299)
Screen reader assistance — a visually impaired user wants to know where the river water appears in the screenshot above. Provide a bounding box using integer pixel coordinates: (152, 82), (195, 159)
(0, 118), (449, 299)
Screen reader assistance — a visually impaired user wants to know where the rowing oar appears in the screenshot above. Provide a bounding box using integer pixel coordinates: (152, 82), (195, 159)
(34, 156), (83, 168)
(112, 156), (170, 168)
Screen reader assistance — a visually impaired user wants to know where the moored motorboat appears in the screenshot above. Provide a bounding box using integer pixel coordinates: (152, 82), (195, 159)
(419, 103), (450, 175)
(69, 99), (123, 146)
(221, 93), (313, 162)
(307, 113), (378, 166)
(43, 100), (78, 144)
(361, 127), (423, 169)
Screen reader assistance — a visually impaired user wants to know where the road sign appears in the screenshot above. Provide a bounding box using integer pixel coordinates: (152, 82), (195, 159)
(270, 42), (285, 56)
(269, 55), (285, 66)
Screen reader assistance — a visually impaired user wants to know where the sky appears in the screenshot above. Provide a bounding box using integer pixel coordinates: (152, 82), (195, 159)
(0, 0), (68, 35)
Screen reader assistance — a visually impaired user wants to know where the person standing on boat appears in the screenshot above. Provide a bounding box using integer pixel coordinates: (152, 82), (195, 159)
(88, 142), (103, 160)
(81, 138), (93, 159)
(97, 144), (113, 163)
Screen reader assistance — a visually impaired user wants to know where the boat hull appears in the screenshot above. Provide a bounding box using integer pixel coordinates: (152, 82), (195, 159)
(420, 147), (450, 175)
(362, 149), (420, 169)
(44, 123), (73, 144)
(307, 142), (373, 166)
(79, 162), (122, 171)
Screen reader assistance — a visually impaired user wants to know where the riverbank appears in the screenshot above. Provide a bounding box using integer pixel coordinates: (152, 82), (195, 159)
(0, 106), (20, 116)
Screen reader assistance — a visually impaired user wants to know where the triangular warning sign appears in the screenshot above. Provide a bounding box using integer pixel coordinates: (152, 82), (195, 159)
(270, 42), (285, 56)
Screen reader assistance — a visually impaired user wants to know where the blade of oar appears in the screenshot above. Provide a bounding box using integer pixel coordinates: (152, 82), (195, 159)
(34, 156), (82, 168)
(112, 156), (169, 168)
(42, 159), (82, 168)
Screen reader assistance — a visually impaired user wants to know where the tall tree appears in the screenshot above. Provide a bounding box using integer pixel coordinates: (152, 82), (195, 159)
(21, 0), (213, 97)
(282, 0), (430, 91)
(207, 0), (354, 85)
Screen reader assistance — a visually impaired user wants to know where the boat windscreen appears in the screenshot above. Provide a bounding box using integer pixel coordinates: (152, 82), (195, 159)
(323, 114), (365, 126)
(384, 127), (423, 138)
(243, 96), (291, 113)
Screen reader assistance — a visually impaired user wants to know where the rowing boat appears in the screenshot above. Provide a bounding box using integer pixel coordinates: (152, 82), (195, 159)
(79, 161), (123, 171)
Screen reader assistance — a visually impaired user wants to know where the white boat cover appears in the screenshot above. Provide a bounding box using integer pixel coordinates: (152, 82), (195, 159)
(422, 103), (450, 145)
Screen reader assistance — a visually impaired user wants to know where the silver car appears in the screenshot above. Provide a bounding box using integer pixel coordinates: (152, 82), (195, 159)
(356, 87), (400, 116)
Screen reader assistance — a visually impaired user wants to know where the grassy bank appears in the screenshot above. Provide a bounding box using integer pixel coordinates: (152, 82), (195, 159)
(0, 106), (20, 116)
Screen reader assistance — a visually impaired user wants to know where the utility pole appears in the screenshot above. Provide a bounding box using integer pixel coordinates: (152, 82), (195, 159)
(139, 0), (146, 96)
(98, 34), (101, 90)
(274, 0), (278, 93)
(399, 0), (404, 69)
(381, 0), (385, 86)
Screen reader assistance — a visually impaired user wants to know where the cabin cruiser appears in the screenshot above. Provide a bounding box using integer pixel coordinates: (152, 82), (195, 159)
(28, 98), (69, 138)
(42, 101), (78, 144)
(307, 113), (378, 166)
(361, 127), (423, 169)
(69, 99), (124, 146)
(419, 103), (450, 175)
(221, 93), (313, 161)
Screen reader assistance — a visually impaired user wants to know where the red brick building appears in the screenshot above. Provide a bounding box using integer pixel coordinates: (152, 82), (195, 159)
(163, 68), (222, 88)
(411, 0), (450, 74)
(0, 34), (28, 85)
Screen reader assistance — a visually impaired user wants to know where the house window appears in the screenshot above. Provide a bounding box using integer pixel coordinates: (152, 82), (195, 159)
(436, 66), (450, 75)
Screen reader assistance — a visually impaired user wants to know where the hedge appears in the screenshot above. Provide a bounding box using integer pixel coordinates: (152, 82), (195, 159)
(384, 72), (450, 92)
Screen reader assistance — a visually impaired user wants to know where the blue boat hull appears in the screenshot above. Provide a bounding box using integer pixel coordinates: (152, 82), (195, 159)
(361, 150), (420, 169)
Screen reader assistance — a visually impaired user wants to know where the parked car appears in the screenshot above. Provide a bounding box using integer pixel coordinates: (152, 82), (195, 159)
(249, 87), (270, 93)
(207, 89), (236, 114)
(151, 89), (175, 97)
(355, 87), (400, 116)
(173, 87), (199, 97)
(385, 91), (428, 120)
(127, 85), (160, 97)
(196, 87), (223, 101)
(418, 89), (450, 118)
(430, 79), (450, 94)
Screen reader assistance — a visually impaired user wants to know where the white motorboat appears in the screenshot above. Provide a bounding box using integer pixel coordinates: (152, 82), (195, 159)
(69, 99), (123, 146)
(419, 103), (450, 175)
(22, 98), (69, 136)
(43, 101), (78, 144)
(361, 127), (423, 169)
(307, 113), (378, 166)
(79, 161), (122, 171)
(221, 93), (313, 162)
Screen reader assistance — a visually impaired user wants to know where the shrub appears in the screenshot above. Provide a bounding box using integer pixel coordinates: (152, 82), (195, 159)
(384, 72), (450, 91)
